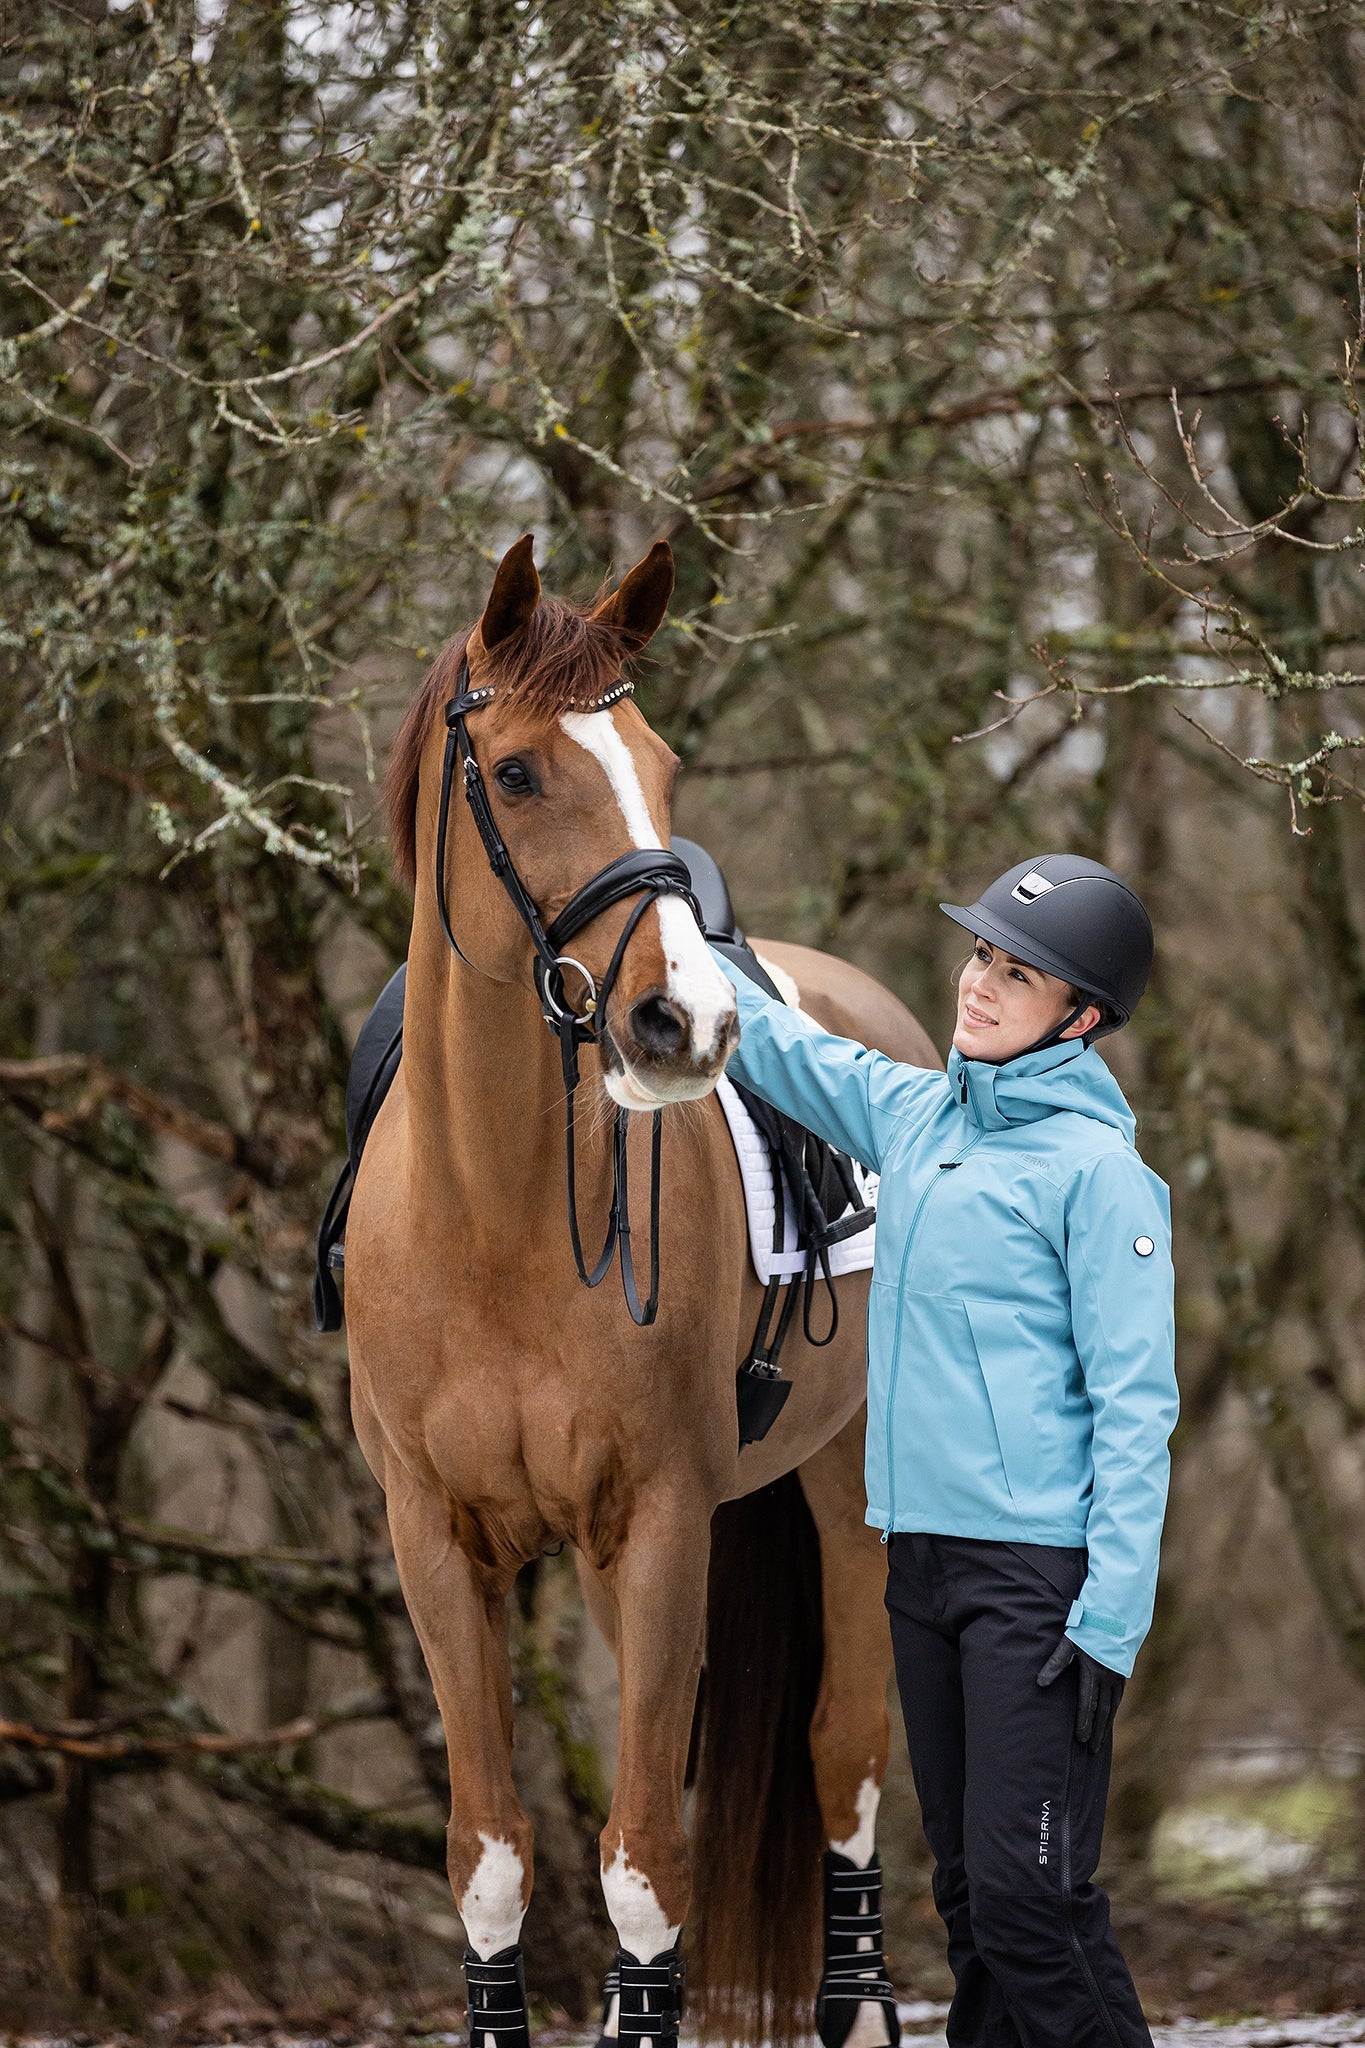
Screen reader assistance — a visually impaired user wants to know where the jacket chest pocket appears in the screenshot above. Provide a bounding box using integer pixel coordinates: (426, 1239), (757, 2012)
(961, 1296), (1061, 1507)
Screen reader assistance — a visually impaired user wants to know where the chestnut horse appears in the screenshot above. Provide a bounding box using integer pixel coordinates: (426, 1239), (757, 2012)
(344, 536), (938, 2048)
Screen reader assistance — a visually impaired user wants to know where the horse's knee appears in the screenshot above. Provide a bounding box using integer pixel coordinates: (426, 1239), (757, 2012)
(449, 1817), (533, 1959)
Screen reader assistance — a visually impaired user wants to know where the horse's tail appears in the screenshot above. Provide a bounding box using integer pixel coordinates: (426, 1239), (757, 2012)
(689, 1470), (825, 2048)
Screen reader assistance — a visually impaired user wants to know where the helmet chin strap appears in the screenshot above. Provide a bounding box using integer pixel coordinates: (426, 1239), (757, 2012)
(1015, 998), (1091, 1061)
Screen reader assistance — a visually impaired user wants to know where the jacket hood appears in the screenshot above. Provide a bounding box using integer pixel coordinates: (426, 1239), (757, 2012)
(946, 1040), (1137, 1140)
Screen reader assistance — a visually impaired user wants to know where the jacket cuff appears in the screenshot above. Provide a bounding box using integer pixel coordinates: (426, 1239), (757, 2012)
(1065, 1596), (1135, 1678)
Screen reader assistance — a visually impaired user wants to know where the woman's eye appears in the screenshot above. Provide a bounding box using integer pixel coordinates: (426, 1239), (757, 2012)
(1010, 968), (1028, 983)
(494, 759), (536, 795)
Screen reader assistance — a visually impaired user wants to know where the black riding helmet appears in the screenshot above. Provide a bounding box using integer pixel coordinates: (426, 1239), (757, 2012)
(940, 854), (1153, 1044)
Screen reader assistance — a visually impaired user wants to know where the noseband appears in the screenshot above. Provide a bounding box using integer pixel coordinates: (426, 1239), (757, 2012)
(435, 655), (703, 1326)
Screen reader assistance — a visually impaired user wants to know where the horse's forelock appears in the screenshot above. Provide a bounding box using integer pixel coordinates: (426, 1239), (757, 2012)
(485, 594), (633, 712)
(384, 599), (637, 889)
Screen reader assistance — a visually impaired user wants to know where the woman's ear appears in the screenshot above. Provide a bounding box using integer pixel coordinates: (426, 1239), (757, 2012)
(1062, 1002), (1104, 1040)
(476, 534), (541, 651)
(592, 540), (674, 649)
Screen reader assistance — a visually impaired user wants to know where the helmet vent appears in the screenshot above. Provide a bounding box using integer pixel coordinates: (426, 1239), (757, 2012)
(1011, 870), (1055, 904)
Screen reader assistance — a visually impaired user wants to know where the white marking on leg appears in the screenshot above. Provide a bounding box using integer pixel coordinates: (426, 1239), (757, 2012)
(560, 711), (735, 1066)
(830, 1773), (881, 1865)
(601, 1839), (680, 1963)
(830, 1778), (890, 2048)
(459, 1833), (526, 1959)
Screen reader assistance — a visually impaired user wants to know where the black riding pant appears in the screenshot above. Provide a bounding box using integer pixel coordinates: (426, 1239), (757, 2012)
(884, 1534), (1152, 2048)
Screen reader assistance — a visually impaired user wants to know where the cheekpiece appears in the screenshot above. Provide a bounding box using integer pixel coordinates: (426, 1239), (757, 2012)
(447, 684), (494, 723)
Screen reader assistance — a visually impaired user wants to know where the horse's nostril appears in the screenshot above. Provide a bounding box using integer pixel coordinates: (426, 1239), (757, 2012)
(630, 992), (686, 1061)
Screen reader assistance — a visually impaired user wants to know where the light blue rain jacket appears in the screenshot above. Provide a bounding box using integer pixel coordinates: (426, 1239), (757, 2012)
(715, 955), (1178, 1678)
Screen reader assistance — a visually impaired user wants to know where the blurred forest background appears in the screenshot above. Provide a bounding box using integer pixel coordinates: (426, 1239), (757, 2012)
(4, 0), (1365, 2030)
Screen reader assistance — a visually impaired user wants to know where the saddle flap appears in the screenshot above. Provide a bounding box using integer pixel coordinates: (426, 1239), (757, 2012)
(345, 962), (407, 1165)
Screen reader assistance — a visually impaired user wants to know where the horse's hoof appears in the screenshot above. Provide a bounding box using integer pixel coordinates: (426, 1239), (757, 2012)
(816, 1994), (901, 2048)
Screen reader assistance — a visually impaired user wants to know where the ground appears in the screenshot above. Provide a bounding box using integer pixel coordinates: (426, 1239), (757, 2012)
(4, 2015), (1361, 2048)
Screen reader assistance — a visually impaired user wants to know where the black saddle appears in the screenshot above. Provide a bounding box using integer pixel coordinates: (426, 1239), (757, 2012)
(313, 838), (872, 1445)
(670, 836), (737, 944)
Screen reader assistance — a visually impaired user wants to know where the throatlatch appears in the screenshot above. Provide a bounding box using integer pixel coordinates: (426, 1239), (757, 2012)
(598, 1944), (686, 2048)
(463, 1945), (531, 2048)
(815, 1852), (900, 2048)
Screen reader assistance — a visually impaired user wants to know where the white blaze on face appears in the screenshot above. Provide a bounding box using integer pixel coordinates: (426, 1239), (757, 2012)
(560, 710), (735, 1068)
(600, 1839), (680, 1964)
(829, 1775), (891, 2048)
(459, 1832), (527, 1960)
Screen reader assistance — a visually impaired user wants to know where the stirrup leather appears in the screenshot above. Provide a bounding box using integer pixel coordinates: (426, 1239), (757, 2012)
(816, 1852), (900, 2048)
(604, 1942), (685, 2046)
(464, 1944), (531, 2048)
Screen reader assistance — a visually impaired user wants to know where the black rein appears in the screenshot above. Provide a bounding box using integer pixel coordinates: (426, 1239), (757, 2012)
(436, 656), (702, 1326)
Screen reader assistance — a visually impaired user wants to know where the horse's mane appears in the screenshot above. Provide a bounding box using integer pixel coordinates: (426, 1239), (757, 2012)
(385, 595), (636, 887)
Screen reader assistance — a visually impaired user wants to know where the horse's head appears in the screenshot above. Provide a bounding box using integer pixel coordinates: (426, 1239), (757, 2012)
(392, 536), (738, 1106)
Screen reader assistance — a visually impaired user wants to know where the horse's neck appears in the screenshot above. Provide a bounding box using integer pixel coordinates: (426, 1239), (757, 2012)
(401, 920), (615, 1227)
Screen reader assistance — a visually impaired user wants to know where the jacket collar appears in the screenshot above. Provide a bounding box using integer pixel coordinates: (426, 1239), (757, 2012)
(948, 1039), (1092, 1132)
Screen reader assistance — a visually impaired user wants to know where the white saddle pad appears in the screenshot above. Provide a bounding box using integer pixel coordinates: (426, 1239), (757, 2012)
(715, 1075), (878, 1287)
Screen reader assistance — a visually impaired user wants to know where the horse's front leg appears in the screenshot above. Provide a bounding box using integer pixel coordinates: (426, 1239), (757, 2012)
(596, 1498), (711, 2048)
(386, 1476), (534, 2048)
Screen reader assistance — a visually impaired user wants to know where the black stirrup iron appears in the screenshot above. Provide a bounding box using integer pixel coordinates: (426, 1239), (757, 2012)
(437, 655), (701, 1326)
(816, 1851), (900, 2048)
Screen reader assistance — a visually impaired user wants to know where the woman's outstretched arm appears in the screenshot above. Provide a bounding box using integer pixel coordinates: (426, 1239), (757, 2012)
(711, 947), (945, 1173)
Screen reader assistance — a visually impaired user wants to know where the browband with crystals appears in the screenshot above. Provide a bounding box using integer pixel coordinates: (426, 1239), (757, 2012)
(452, 678), (637, 715)
(574, 677), (635, 710)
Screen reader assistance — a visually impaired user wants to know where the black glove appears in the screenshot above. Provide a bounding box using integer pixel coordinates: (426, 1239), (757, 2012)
(1036, 1636), (1125, 1752)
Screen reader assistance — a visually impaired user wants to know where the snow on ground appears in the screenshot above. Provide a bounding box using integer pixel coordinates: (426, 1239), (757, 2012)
(893, 2010), (1365, 2045)
(9, 2020), (1365, 2048)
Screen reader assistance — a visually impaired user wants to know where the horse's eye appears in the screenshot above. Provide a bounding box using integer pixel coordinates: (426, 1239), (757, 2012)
(493, 759), (537, 796)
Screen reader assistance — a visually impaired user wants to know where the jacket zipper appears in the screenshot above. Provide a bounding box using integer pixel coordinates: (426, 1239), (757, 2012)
(880, 1127), (983, 1538)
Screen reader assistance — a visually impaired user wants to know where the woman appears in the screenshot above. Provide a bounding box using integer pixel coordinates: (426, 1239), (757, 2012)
(712, 852), (1177, 2048)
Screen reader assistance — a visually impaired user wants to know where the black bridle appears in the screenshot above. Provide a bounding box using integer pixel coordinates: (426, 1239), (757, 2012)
(435, 655), (703, 1326)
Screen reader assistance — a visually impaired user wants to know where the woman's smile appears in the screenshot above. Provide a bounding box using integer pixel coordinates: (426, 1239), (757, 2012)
(952, 938), (1100, 1063)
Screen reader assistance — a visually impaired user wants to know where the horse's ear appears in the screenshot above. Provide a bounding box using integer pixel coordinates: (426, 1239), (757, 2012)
(593, 540), (674, 650)
(477, 534), (541, 650)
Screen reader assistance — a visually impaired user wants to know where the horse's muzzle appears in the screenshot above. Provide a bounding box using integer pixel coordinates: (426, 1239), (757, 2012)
(603, 982), (738, 1106)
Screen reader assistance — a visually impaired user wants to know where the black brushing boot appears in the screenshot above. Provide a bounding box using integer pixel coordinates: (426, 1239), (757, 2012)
(464, 1945), (532, 2048)
(593, 1957), (620, 2048)
(815, 1851), (900, 2048)
(599, 1941), (686, 2048)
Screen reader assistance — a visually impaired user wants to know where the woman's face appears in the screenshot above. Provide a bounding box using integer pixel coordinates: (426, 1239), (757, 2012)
(954, 939), (1101, 1063)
